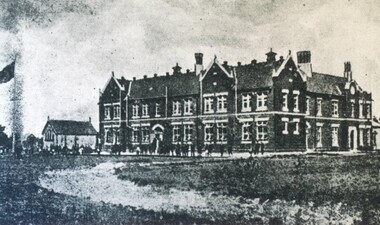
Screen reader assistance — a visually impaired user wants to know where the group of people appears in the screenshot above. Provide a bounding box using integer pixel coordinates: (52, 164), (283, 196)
(250, 138), (265, 156)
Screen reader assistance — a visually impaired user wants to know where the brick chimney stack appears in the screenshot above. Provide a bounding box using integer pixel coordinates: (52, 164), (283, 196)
(172, 63), (182, 75)
(194, 53), (203, 76)
(297, 50), (313, 77)
(266, 48), (277, 63)
(344, 61), (352, 81)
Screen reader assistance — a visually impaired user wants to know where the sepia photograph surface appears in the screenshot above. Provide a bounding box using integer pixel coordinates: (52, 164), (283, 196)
(1, 0), (380, 224)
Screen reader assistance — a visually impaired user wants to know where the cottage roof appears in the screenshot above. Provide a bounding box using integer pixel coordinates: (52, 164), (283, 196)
(235, 61), (282, 90)
(42, 120), (97, 135)
(307, 72), (347, 96)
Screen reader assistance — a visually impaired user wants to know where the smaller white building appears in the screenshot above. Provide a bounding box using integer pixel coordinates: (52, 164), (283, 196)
(42, 118), (97, 150)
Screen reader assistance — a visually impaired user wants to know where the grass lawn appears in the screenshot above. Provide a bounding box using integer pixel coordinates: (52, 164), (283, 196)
(1, 154), (380, 224)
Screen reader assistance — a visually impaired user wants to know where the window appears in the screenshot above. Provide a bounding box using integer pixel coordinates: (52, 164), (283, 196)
(217, 96), (227, 113)
(141, 126), (150, 143)
(216, 122), (227, 142)
(359, 100), (364, 118)
(256, 120), (268, 141)
(113, 105), (121, 119)
(155, 103), (161, 117)
(350, 100), (355, 118)
(306, 97), (310, 115)
(316, 124), (323, 147)
(242, 94), (251, 112)
(184, 124), (193, 142)
(204, 123), (214, 142)
(332, 126), (339, 147)
(204, 97), (214, 113)
(293, 118), (300, 135)
(142, 104), (149, 117)
(173, 100), (181, 116)
(105, 129), (112, 143)
(105, 106), (111, 119)
(282, 118), (289, 134)
(366, 128), (371, 146)
(173, 125), (180, 142)
(257, 92), (268, 111)
(132, 104), (139, 118)
(332, 100), (339, 117)
(242, 122), (252, 141)
(317, 98), (322, 116)
(184, 99), (193, 115)
(359, 128), (363, 146)
(114, 129), (120, 144)
(45, 130), (54, 141)
(282, 89), (288, 111)
(365, 104), (371, 119)
(132, 127), (139, 143)
(293, 90), (299, 112)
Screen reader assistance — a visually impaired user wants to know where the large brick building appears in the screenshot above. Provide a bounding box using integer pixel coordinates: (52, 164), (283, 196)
(98, 50), (373, 152)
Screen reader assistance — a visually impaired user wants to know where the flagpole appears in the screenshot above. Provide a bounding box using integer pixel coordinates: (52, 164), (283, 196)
(11, 58), (17, 154)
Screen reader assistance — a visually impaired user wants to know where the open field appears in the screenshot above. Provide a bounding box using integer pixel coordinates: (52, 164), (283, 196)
(1, 154), (380, 224)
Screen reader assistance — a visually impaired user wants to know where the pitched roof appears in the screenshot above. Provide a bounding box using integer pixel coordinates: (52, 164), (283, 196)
(235, 60), (282, 90)
(42, 120), (97, 135)
(307, 72), (347, 96)
(129, 72), (199, 99)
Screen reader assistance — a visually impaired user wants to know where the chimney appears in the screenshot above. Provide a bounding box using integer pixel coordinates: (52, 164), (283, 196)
(279, 56), (284, 63)
(186, 69), (190, 74)
(112, 71), (115, 77)
(266, 48), (277, 63)
(297, 50), (312, 77)
(237, 62), (241, 67)
(172, 63), (182, 75)
(143, 75), (147, 79)
(344, 61), (352, 81)
(194, 53), (204, 76)
(47, 116), (50, 121)
(166, 72), (170, 76)
(251, 59), (257, 66)
(154, 73), (158, 77)
(89, 117), (91, 122)
(133, 77), (136, 81)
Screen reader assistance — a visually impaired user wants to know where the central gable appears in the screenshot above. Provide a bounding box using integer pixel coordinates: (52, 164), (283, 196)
(101, 76), (123, 103)
(201, 60), (234, 94)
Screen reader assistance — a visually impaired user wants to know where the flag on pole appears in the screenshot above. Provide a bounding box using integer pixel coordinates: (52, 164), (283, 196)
(0, 61), (15, 84)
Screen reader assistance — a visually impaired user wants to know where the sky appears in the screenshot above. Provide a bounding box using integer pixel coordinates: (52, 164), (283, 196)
(0, 0), (380, 136)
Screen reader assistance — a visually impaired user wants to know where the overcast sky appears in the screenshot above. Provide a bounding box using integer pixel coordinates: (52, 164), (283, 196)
(0, 0), (380, 136)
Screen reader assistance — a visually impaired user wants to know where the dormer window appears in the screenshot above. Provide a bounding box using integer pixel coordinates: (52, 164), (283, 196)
(217, 95), (227, 113)
(173, 100), (181, 116)
(155, 103), (161, 117)
(317, 98), (322, 116)
(184, 99), (193, 115)
(113, 105), (121, 119)
(132, 104), (139, 118)
(332, 100), (339, 117)
(105, 106), (111, 120)
(142, 104), (149, 117)
(257, 91), (268, 111)
(293, 90), (299, 113)
(204, 97), (214, 114)
(281, 89), (289, 111)
(242, 94), (251, 112)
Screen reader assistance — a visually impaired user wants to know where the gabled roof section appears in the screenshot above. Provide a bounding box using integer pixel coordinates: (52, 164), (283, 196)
(272, 54), (307, 82)
(129, 72), (199, 99)
(200, 56), (234, 81)
(42, 120), (97, 135)
(307, 72), (347, 96)
(101, 73), (129, 93)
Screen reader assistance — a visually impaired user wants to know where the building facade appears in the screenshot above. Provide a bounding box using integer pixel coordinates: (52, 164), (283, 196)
(99, 50), (373, 152)
(42, 118), (97, 150)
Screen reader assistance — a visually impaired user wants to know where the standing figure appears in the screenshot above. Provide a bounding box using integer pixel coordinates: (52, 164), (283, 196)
(260, 140), (265, 155)
(220, 144), (224, 157)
